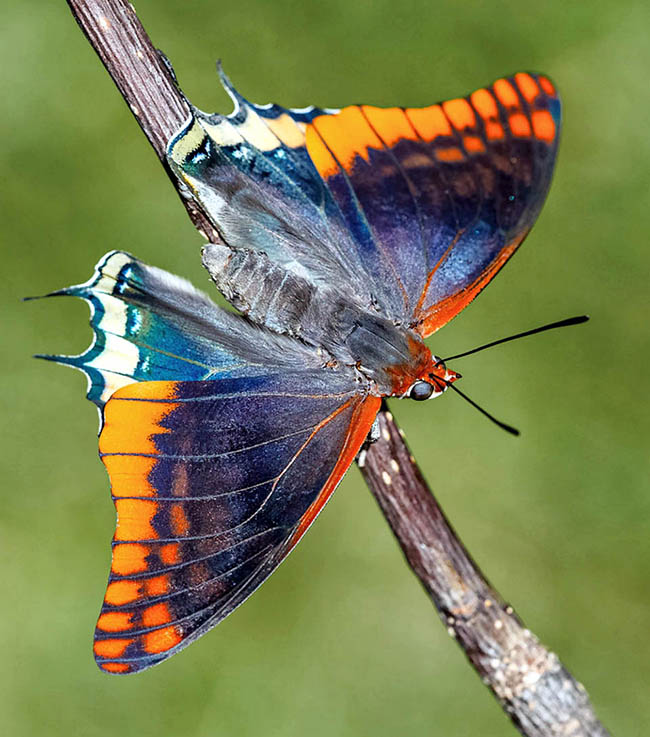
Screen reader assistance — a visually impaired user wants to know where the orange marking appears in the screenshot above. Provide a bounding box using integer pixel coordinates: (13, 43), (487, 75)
(442, 98), (476, 130)
(312, 106), (382, 172)
(361, 106), (416, 146)
(435, 147), (464, 162)
(100, 662), (130, 673)
(100, 389), (179, 456)
(386, 335), (434, 396)
(538, 75), (556, 95)
(170, 503), (190, 536)
(531, 110), (556, 142)
(94, 638), (134, 659)
(290, 396), (381, 545)
(159, 543), (180, 566)
(143, 625), (182, 654)
(470, 88), (504, 141)
(145, 574), (170, 597)
(417, 236), (523, 337)
(103, 455), (157, 498)
(112, 542), (149, 575)
(509, 113), (532, 137)
(463, 135), (485, 153)
(305, 124), (339, 178)
(114, 499), (158, 541)
(405, 104), (452, 141)
(493, 78), (520, 108)
(115, 381), (178, 401)
(484, 119), (505, 141)
(514, 73), (540, 102)
(105, 579), (141, 606)
(265, 113), (305, 149)
(97, 611), (133, 632)
(142, 602), (172, 628)
(470, 88), (498, 119)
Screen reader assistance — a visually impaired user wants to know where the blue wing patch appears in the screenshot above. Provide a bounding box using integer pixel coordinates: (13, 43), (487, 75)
(34, 251), (326, 416)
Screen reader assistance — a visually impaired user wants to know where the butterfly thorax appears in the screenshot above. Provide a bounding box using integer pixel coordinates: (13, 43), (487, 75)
(203, 242), (443, 396)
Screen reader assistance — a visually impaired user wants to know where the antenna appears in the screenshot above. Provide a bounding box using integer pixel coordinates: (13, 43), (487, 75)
(442, 315), (589, 362)
(442, 379), (520, 436)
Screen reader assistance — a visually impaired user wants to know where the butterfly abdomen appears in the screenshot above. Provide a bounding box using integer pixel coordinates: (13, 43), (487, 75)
(202, 243), (430, 394)
(203, 243), (360, 350)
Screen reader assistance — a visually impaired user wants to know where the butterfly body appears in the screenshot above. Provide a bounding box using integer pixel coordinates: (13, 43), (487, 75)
(39, 69), (560, 673)
(202, 242), (448, 396)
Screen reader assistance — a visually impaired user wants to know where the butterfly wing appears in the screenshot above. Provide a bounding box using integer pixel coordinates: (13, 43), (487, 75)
(168, 70), (560, 332)
(39, 252), (378, 674)
(94, 375), (379, 674)
(37, 250), (326, 414)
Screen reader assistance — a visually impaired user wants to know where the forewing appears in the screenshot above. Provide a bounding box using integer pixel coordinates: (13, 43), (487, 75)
(93, 374), (380, 674)
(168, 68), (374, 309)
(168, 70), (560, 329)
(305, 73), (561, 333)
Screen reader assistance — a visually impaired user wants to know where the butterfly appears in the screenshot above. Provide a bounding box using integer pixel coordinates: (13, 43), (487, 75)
(39, 68), (560, 674)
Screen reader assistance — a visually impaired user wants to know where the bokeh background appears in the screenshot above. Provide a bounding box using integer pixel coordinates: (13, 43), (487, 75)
(2, 0), (649, 735)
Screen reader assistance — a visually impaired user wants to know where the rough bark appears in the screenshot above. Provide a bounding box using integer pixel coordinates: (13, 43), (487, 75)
(359, 406), (610, 736)
(65, 2), (611, 734)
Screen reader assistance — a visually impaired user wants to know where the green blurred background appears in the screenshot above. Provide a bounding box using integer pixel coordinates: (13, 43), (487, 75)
(2, 0), (649, 734)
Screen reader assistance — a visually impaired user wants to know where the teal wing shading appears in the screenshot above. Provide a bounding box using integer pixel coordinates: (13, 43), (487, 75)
(34, 250), (325, 415)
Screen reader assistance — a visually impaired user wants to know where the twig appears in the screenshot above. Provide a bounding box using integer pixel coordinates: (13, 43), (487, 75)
(360, 406), (609, 736)
(65, 1), (611, 734)
(67, 0), (220, 242)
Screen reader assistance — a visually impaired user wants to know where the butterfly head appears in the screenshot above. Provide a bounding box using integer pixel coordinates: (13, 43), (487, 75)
(406, 357), (461, 401)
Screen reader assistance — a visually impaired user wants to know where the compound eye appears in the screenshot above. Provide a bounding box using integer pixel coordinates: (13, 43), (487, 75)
(408, 380), (434, 401)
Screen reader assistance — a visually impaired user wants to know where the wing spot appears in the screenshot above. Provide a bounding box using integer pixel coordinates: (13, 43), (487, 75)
(159, 543), (180, 566)
(381, 470), (392, 485)
(405, 105), (452, 141)
(470, 88), (498, 119)
(538, 76), (556, 95)
(97, 611), (134, 632)
(94, 638), (134, 659)
(105, 579), (140, 606)
(170, 503), (191, 536)
(311, 105), (382, 172)
(305, 124), (339, 178)
(99, 385), (179, 455)
(114, 499), (159, 541)
(361, 106), (417, 146)
(100, 662), (131, 673)
(142, 602), (172, 628)
(493, 79), (520, 108)
(484, 120), (505, 141)
(442, 98), (476, 130)
(145, 574), (170, 597)
(463, 135), (486, 153)
(435, 147), (465, 162)
(112, 543), (150, 575)
(531, 110), (556, 142)
(264, 113), (305, 148)
(104, 455), (157, 497)
(509, 113), (532, 137)
(143, 625), (182, 654)
(514, 73), (540, 102)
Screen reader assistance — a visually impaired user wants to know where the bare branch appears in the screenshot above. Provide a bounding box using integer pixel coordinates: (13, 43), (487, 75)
(67, 0), (220, 241)
(359, 406), (610, 736)
(64, 2), (611, 734)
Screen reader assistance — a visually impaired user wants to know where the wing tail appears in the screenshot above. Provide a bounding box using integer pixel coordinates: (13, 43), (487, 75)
(33, 251), (322, 419)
